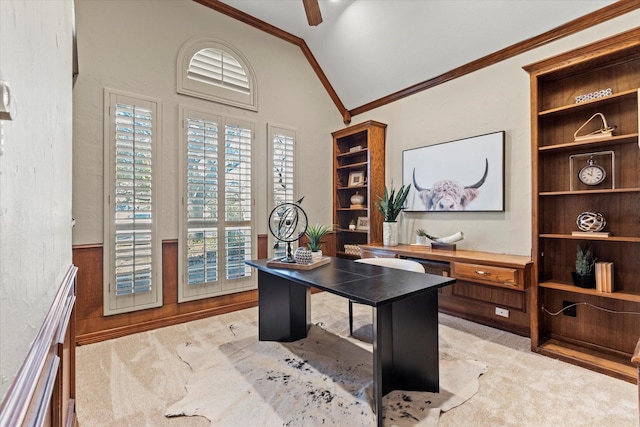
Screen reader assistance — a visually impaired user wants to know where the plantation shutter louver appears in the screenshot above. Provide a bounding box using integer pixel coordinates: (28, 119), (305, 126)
(224, 122), (253, 280)
(269, 126), (296, 258)
(185, 116), (219, 286)
(188, 49), (250, 94)
(179, 108), (255, 302)
(114, 102), (153, 295)
(104, 90), (161, 315)
(177, 38), (257, 111)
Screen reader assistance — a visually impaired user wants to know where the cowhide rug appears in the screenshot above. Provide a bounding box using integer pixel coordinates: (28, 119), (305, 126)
(166, 319), (487, 426)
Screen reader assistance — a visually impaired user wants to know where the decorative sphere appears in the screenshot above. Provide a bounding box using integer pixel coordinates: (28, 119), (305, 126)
(268, 202), (308, 243)
(576, 211), (606, 232)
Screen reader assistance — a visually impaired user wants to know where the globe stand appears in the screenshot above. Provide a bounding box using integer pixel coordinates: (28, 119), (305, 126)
(282, 242), (296, 263)
(268, 200), (308, 264)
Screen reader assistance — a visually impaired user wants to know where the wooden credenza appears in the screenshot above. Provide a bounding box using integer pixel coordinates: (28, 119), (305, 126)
(359, 244), (532, 336)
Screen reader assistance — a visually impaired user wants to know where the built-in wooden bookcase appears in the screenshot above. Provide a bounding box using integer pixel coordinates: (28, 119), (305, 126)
(525, 28), (640, 382)
(332, 121), (386, 258)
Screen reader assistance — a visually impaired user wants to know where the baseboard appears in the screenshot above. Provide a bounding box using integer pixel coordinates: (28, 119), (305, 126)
(76, 299), (259, 345)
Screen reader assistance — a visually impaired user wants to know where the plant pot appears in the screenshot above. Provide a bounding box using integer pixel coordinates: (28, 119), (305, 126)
(311, 250), (322, 262)
(416, 235), (426, 245)
(383, 221), (398, 246)
(571, 272), (596, 289)
(294, 247), (312, 264)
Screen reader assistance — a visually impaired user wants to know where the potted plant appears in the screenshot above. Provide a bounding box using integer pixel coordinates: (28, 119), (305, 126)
(572, 244), (596, 288)
(349, 219), (356, 230)
(375, 183), (410, 246)
(416, 229), (428, 245)
(305, 223), (332, 261)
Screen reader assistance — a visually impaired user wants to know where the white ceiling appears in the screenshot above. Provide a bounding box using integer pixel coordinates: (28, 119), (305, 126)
(220, 0), (616, 111)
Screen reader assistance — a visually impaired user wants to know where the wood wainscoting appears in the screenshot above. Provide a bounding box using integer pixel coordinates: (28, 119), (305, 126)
(74, 232), (335, 345)
(0, 265), (78, 427)
(73, 236), (271, 345)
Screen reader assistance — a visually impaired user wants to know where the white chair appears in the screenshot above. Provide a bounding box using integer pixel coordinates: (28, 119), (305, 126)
(350, 257), (426, 335)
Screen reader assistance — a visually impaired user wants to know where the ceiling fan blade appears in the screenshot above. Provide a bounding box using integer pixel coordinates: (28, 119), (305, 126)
(302, 0), (323, 26)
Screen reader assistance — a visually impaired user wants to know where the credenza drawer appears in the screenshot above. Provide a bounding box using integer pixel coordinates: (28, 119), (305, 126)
(451, 262), (522, 290)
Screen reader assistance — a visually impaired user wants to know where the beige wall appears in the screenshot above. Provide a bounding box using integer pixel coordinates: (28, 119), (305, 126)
(72, 0), (343, 246)
(0, 0), (634, 407)
(353, 13), (640, 256)
(0, 0), (74, 399)
(72, 0), (639, 258)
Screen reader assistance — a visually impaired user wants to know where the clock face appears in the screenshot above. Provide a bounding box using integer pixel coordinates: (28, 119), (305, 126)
(578, 164), (606, 185)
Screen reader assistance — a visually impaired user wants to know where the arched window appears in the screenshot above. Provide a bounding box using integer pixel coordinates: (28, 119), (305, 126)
(177, 37), (257, 111)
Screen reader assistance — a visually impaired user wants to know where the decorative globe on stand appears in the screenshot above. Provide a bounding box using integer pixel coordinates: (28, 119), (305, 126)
(268, 198), (308, 263)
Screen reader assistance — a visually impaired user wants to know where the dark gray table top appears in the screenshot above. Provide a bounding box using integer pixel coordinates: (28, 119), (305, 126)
(246, 257), (456, 307)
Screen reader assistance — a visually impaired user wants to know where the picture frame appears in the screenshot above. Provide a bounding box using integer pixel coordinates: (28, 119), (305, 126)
(348, 171), (365, 187)
(356, 216), (369, 230)
(403, 131), (505, 212)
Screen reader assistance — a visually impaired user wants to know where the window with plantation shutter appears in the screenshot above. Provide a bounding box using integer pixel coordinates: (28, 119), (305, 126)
(188, 49), (250, 94)
(104, 89), (162, 315)
(268, 125), (297, 258)
(177, 37), (257, 111)
(178, 107), (255, 302)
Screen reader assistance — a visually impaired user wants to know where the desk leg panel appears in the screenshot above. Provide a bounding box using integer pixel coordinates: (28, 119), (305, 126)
(372, 304), (393, 421)
(391, 290), (439, 392)
(374, 290), (439, 404)
(258, 270), (310, 342)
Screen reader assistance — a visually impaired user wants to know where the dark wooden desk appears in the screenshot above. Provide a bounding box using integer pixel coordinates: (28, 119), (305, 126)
(246, 257), (456, 426)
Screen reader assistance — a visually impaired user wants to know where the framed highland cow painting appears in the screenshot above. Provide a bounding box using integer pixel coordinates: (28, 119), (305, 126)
(402, 131), (505, 212)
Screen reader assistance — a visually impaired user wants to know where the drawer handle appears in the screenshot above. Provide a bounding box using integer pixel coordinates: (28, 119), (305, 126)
(474, 270), (491, 275)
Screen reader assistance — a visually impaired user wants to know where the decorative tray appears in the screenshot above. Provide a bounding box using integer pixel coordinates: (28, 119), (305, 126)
(266, 256), (331, 270)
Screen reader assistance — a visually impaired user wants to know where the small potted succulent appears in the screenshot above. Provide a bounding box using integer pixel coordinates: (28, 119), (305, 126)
(416, 229), (428, 245)
(375, 183), (410, 246)
(349, 219), (356, 230)
(572, 244), (596, 288)
(305, 223), (332, 262)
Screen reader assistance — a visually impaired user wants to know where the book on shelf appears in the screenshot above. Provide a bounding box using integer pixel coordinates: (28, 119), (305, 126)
(595, 261), (613, 293)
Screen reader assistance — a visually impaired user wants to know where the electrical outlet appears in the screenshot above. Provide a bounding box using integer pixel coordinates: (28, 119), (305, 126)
(495, 307), (509, 318)
(563, 301), (577, 317)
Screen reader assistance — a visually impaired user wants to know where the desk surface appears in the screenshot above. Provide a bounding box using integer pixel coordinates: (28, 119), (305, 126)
(359, 244), (532, 268)
(246, 257), (455, 307)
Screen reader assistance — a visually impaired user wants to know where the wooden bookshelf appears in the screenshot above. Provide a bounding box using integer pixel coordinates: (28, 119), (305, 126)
(332, 121), (386, 258)
(524, 27), (640, 383)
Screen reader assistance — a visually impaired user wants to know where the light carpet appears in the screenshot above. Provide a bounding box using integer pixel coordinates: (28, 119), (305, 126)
(75, 292), (638, 426)
(165, 322), (486, 426)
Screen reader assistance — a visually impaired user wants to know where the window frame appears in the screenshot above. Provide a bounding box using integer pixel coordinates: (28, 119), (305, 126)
(103, 88), (162, 316)
(178, 106), (257, 303)
(177, 36), (258, 112)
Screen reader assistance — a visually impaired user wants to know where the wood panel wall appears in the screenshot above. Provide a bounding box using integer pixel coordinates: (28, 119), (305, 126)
(74, 232), (336, 345)
(73, 236), (271, 345)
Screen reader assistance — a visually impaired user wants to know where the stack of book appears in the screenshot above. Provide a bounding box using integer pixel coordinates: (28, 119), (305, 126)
(595, 261), (613, 292)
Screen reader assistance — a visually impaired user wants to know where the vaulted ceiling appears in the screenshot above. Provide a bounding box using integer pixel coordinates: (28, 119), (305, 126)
(197, 0), (636, 122)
